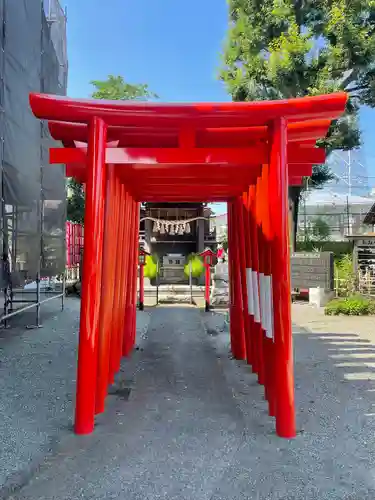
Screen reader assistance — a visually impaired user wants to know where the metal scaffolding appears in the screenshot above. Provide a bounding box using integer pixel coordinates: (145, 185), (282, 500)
(0, 0), (68, 327)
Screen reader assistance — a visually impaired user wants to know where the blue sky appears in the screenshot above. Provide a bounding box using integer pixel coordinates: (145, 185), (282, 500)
(65, 0), (229, 103)
(64, 0), (375, 205)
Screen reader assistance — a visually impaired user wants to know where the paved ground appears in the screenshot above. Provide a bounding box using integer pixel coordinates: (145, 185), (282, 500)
(2, 302), (375, 498)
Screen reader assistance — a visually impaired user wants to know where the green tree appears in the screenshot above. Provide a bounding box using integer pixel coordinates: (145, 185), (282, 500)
(221, 0), (375, 247)
(221, 229), (228, 252)
(144, 254), (159, 279)
(67, 76), (157, 223)
(90, 75), (158, 101)
(67, 178), (85, 224)
(311, 216), (331, 242)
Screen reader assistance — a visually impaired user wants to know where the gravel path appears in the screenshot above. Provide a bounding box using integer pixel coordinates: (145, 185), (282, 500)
(0, 298), (150, 499)
(2, 304), (375, 499)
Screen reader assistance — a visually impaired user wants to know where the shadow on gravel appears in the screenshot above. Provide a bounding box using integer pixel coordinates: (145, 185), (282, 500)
(294, 328), (375, 420)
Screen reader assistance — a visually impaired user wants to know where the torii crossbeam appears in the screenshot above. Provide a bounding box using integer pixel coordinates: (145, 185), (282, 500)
(29, 91), (347, 438)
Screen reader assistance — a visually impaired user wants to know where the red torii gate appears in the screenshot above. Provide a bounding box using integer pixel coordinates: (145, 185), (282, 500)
(29, 92), (347, 438)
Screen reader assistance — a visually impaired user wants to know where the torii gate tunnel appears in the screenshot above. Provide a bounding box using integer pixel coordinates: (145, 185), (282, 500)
(29, 91), (347, 438)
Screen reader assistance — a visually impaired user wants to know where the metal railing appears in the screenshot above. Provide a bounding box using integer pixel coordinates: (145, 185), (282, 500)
(358, 270), (375, 297)
(2, 277), (65, 328)
(43, 0), (68, 91)
(334, 269), (375, 298)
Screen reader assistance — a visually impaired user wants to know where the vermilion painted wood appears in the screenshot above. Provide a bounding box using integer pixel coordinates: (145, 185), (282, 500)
(74, 117), (107, 435)
(289, 176), (304, 186)
(242, 191), (255, 367)
(256, 165), (274, 416)
(256, 176), (266, 386)
(117, 190), (130, 364)
(64, 162), (309, 178)
(138, 197), (233, 203)
(48, 119), (333, 146)
(269, 118), (296, 439)
(29, 90), (348, 438)
(257, 164), (276, 416)
(134, 202), (141, 342)
(138, 249), (150, 311)
(255, 177), (266, 386)
(228, 201), (242, 358)
(133, 190), (248, 199)
(108, 176), (120, 384)
(231, 201), (247, 360)
(95, 165), (117, 415)
(66, 163), (261, 180)
(199, 248), (217, 310)
(122, 196), (132, 357)
(121, 190), (132, 368)
(128, 163), (310, 177)
(129, 200), (140, 352)
(64, 163), (310, 190)
(235, 197), (252, 364)
(109, 184), (125, 381)
(50, 144), (325, 167)
(139, 260), (144, 307)
(226, 202), (237, 356)
(248, 185), (261, 377)
(122, 196), (134, 357)
(30, 92), (347, 128)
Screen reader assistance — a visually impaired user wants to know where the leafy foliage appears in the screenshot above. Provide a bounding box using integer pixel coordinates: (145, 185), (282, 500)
(90, 75), (158, 101)
(221, 0), (375, 152)
(296, 240), (352, 258)
(334, 253), (356, 296)
(144, 254), (159, 279)
(184, 254), (205, 278)
(325, 294), (375, 315)
(67, 178), (85, 224)
(221, 229), (228, 251)
(221, 1), (375, 246)
(310, 216), (331, 241)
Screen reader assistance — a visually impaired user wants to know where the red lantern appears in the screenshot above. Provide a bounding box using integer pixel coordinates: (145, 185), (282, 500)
(199, 248), (217, 312)
(138, 248), (149, 266)
(138, 248), (150, 311)
(199, 248), (216, 267)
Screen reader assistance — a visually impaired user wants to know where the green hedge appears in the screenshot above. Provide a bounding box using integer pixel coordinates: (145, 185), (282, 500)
(325, 295), (375, 316)
(296, 241), (352, 259)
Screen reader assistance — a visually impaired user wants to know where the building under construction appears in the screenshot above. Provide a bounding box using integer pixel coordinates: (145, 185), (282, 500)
(0, 0), (68, 321)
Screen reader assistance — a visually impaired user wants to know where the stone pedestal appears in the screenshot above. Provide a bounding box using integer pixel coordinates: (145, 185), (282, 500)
(308, 288), (334, 307)
(210, 262), (229, 306)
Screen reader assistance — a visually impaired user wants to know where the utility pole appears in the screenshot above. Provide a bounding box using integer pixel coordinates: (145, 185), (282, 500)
(346, 195), (351, 236)
(303, 177), (309, 243)
(348, 149), (352, 197)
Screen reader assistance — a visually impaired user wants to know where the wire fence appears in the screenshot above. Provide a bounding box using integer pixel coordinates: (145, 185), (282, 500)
(298, 205), (374, 243)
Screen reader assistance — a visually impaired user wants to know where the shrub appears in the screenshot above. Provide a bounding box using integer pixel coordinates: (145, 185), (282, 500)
(184, 253), (204, 278)
(325, 295), (375, 316)
(144, 254), (158, 279)
(334, 254), (355, 297)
